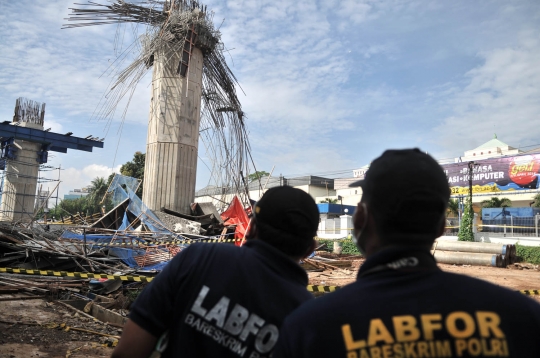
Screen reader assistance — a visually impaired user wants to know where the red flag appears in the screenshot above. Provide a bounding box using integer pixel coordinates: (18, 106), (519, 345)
(220, 196), (250, 246)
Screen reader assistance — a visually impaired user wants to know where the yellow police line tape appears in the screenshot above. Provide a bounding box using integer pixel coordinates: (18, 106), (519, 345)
(1, 267), (538, 295)
(0, 267), (154, 282)
(82, 237), (240, 247)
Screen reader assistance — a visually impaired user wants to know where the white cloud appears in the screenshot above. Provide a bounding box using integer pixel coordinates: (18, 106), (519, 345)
(82, 164), (121, 180)
(335, 0), (373, 24)
(43, 119), (63, 134)
(208, 0), (375, 174)
(434, 31), (540, 155)
(3, 0), (540, 192)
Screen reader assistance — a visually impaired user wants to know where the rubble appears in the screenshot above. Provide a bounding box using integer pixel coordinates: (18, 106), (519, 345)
(0, 174), (249, 299)
(153, 211), (203, 235)
(0, 173), (264, 356)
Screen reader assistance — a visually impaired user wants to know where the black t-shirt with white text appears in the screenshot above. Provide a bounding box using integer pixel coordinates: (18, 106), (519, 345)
(130, 240), (313, 358)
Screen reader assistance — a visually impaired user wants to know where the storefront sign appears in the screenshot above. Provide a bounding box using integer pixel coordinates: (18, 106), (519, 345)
(442, 154), (540, 195)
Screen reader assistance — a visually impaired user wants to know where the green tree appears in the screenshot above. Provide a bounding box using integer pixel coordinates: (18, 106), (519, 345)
(49, 197), (90, 221)
(319, 198), (338, 204)
(120, 151), (145, 196)
(247, 171), (270, 183)
(48, 177), (114, 221)
(88, 177), (108, 206)
(481, 197), (512, 208)
(107, 172), (116, 185)
(458, 197), (474, 242)
(86, 176), (115, 214)
(447, 198), (459, 217)
(531, 193), (540, 208)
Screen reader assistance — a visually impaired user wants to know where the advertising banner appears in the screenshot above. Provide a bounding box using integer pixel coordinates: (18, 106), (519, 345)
(442, 154), (540, 195)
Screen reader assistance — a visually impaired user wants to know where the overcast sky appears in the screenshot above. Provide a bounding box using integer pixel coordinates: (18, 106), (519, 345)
(1, 0), (539, 198)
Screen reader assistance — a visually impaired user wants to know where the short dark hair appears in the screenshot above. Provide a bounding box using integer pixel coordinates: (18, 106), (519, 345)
(253, 186), (319, 257)
(351, 148), (450, 244)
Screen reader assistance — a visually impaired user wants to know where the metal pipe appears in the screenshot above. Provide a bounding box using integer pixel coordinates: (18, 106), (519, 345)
(434, 240), (511, 255)
(534, 213), (540, 237)
(83, 228), (87, 258)
(434, 251), (503, 267)
(511, 216), (514, 236)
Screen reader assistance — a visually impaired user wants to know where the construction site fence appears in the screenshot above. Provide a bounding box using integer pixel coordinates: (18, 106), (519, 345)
(444, 215), (540, 237)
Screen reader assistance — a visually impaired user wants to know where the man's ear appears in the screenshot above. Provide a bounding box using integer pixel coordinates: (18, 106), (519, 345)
(353, 202), (367, 231)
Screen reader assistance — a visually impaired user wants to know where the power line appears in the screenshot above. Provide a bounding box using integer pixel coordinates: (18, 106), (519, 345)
(277, 145), (540, 180)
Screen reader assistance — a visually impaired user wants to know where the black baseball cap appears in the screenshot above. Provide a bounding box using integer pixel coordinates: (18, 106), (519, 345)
(350, 148), (450, 239)
(254, 186), (320, 241)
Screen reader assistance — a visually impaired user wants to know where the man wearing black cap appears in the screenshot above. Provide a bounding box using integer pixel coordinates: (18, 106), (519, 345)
(112, 186), (319, 358)
(274, 149), (540, 358)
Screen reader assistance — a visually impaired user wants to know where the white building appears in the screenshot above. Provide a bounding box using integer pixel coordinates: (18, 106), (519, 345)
(63, 186), (92, 201)
(195, 175), (337, 212)
(457, 135), (522, 162)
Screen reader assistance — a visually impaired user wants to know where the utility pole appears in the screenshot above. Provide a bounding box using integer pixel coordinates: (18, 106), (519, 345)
(468, 161), (474, 202)
(322, 180), (330, 197)
(55, 164), (61, 209)
(468, 161), (475, 235)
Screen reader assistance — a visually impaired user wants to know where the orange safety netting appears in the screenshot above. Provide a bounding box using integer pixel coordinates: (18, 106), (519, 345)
(220, 196), (250, 246)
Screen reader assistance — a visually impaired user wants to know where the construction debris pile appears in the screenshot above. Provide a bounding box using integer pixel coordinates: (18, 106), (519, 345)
(0, 174), (249, 277)
(0, 171), (256, 355)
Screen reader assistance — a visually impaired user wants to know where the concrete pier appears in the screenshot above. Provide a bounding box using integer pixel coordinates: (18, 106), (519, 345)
(0, 122), (43, 222)
(142, 44), (203, 214)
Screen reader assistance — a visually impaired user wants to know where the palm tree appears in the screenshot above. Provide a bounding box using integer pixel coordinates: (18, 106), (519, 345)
(481, 197), (512, 208)
(447, 198), (459, 217)
(88, 177), (108, 209)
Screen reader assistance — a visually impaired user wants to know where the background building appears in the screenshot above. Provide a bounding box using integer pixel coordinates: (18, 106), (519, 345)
(63, 186), (91, 201)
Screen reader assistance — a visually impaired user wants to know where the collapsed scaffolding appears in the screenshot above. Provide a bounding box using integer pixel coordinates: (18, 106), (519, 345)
(0, 173), (250, 275)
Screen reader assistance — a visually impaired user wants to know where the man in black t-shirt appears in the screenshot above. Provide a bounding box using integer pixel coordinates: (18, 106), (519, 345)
(274, 149), (540, 358)
(112, 186), (319, 358)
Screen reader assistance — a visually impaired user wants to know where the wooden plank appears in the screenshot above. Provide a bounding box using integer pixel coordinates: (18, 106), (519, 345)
(0, 288), (20, 293)
(0, 295), (46, 301)
(304, 258), (341, 270)
(0, 233), (22, 244)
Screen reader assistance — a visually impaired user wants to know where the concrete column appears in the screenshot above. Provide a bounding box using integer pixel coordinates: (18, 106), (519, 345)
(0, 122), (43, 222)
(340, 214), (353, 236)
(317, 219), (325, 236)
(142, 43), (203, 214)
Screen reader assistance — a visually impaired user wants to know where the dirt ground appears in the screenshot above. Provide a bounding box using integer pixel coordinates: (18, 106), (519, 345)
(1, 258), (538, 357)
(0, 299), (117, 358)
(308, 254), (540, 303)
